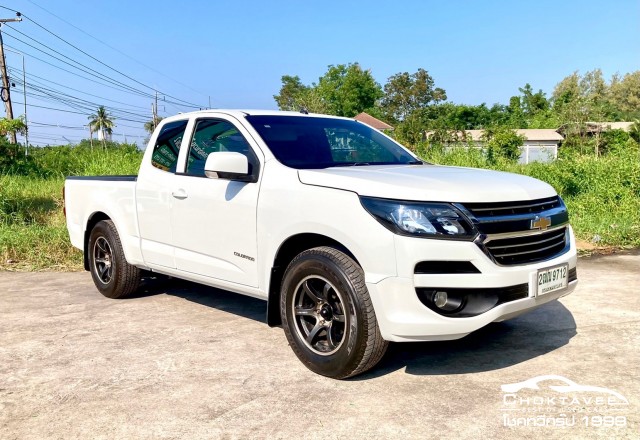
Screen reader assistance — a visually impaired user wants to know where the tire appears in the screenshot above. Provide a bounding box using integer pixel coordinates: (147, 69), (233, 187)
(280, 246), (388, 379)
(88, 220), (141, 299)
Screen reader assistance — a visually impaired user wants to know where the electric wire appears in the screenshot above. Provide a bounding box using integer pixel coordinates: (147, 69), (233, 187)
(8, 65), (151, 111)
(0, 7), (204, 108)
(23, 0), (210, 99)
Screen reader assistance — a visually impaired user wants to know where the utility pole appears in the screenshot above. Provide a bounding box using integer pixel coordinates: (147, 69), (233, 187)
(151, 90), (159, 130)
(5, 47), (28, 154)
(0, 13), (23, 145)
(21, 51), (27, 153)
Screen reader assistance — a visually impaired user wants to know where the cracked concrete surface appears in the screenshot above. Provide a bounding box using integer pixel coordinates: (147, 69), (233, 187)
(1, 253), (638, 439)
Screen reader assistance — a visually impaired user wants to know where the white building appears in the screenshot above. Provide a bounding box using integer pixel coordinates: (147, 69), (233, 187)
(464, 129), (564, 164)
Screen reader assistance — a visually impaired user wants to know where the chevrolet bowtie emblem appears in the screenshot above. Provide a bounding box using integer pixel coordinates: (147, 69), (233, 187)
(531, 216), (551, 230)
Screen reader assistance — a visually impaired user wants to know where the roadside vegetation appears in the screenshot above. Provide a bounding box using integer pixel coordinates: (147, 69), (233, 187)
(1, 66), (638, 270)
(0, 141), (141, 271)
(1, 135), (637, 271)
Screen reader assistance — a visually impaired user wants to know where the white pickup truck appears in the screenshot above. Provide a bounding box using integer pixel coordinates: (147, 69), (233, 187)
(64, 110), (577, 378)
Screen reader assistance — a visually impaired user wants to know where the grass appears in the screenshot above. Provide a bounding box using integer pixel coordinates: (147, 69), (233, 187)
(1, 142), (638, 271)
(0, 175), (80, 271)
(0, 145), (142, 271)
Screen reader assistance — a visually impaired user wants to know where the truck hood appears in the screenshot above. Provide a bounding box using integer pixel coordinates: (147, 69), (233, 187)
(297, 164), (556, 203)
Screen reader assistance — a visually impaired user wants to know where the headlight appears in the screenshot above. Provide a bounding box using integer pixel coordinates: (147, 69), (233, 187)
(360, 196), (477, 240)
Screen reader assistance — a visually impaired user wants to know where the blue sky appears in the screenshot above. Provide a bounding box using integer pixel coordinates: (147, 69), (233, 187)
(2, 0), (639, 146)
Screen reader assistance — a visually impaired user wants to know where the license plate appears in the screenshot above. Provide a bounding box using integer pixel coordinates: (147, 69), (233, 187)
(537, 264), (568, 296)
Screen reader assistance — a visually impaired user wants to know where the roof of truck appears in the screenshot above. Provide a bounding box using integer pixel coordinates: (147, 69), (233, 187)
(174, 109), (353, 119)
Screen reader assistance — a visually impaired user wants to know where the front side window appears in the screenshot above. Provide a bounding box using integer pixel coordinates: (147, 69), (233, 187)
(245, 115), (419, 169)
(151, 120), (189, 172)
(186, 119), (258, 177)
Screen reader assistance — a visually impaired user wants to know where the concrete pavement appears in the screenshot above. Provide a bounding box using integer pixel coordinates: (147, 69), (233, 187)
(0, 253), (638, 439)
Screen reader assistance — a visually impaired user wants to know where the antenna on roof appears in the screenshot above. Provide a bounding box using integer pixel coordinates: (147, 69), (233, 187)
(299, 107), (309, 115)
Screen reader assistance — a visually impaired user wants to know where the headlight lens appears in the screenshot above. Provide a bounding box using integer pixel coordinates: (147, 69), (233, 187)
(360, 197), (477, 240)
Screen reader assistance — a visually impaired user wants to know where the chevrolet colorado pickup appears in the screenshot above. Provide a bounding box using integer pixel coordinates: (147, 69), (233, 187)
(64, 110), (578, 378)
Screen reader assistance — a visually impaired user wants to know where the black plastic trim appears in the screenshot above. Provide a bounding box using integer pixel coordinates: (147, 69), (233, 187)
(568, 267), (578, 282)
(66, 175), (137, 181)
(416, 284), (529, 317)
(414, 261), (481, 274)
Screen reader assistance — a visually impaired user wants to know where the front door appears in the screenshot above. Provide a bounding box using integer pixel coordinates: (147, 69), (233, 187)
(170, 117), (261, 287)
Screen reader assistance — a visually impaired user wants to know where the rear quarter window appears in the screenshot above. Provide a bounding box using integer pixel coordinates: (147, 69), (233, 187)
(151, 120), (189, 172)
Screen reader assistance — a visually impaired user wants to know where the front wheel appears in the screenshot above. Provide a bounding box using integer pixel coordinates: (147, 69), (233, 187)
(280, 247), (388, 379)
(88, 220), (141, 299)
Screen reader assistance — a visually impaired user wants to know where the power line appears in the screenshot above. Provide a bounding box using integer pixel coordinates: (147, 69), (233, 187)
(12, 100), (149, 123)
(10, 74), (153, 121)
(23, 0), (210, 99)
(16, 78), (153, 119)
(8, 63), (152, 111)
(29, 121), (142, 138)
(31, 121), (86, 130)
(4, 42), (154, 100)
(2, 10), (204, 108)
(5, 34), (201, 111)
(3, 28), (164, 101)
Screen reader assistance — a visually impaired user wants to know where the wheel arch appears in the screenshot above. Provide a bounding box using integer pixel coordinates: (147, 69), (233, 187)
(266, 233), (359, 327)
(83, 211), (112, 271)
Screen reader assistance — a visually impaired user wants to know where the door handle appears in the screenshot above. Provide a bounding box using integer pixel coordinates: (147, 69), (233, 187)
(172, 189), (188, 200)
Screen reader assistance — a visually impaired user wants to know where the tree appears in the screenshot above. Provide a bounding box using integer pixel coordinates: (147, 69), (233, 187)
(609, 71), (640, 120)
(88, 106), (115, 149)
(552, 69), (614, 122)
(274, 64), (382, 117)
(551, 70), (621, 155)
(144, 116), (164, 134)
(315, 63), (382, 117)
(0, 117), (27, 138)
(0, 117), (27, 158)
(517, 83), (549, 116)
(273, 75), (310, 111)
(381, 68), (446, 122)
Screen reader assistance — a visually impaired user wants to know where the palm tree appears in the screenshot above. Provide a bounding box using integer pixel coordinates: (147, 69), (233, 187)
(144, 116), (163, 134)
(88, 106), (115, 149)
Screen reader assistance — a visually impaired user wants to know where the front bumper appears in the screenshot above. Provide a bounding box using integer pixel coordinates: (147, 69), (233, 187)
(367, 226), (578, 342)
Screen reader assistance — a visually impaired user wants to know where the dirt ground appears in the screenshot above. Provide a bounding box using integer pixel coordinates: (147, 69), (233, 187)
(1, 253), (638, 440)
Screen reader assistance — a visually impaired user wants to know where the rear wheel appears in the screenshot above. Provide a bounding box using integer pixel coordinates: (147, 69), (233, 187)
(88, 220), (141, 299)
(280, 246), (388, 379)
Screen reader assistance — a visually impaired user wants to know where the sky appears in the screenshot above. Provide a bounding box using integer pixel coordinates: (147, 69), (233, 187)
(1, 0), (639, 147)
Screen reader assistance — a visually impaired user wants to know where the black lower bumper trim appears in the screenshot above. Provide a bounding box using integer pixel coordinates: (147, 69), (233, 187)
(416, 284), (529, 318)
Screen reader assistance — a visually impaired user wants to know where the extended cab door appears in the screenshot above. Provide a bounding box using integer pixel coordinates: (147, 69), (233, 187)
(170, 116), (262, 287)
(136, 119), (189, 268)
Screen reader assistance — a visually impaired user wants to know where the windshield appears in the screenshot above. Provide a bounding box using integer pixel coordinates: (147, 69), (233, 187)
(245, 115), (420, 169)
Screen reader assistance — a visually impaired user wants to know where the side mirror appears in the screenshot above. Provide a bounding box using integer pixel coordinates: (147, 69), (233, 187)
(204, 152), (249, 180)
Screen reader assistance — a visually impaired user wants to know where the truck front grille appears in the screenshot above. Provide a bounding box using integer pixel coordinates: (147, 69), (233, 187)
(484, 227), (568, 266)
(459, 196), (570, 266)
(464, 196), (561, 217)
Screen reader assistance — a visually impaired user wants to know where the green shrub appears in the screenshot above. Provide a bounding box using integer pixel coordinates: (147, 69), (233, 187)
(0, 143), (143, 178)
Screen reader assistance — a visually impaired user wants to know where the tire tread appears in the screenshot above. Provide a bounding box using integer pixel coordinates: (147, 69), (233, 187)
(89, 220), (141, 299)
(282, 246), (388, 379)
